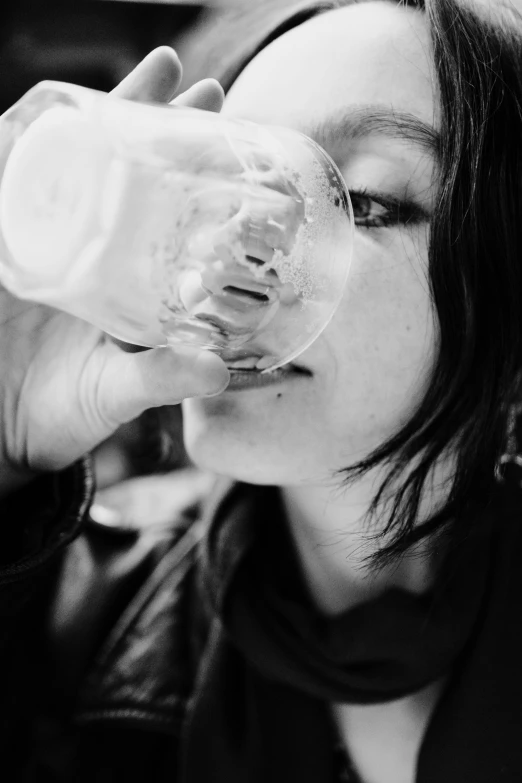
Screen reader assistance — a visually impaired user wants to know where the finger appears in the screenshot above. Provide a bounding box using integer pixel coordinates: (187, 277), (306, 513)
(97, 343), (230, 426)
(171, 78), (225, 113)
(111, 46), (183, 103)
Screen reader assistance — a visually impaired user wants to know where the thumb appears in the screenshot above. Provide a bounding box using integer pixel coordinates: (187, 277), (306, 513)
(94, 342), (230, 427)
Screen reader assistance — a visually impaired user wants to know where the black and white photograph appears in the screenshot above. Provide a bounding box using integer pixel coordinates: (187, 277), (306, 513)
(0, 1), (521, 781)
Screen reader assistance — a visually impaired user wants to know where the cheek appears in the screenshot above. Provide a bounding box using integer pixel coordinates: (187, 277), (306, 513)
(342, 226), (432, 343)
(318, 227), (435, 418)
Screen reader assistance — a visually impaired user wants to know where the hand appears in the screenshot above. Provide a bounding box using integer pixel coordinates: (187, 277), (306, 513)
(0, 48), (230, 496)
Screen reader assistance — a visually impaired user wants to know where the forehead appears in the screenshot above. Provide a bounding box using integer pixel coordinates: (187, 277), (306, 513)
(222, 1), (436, 134)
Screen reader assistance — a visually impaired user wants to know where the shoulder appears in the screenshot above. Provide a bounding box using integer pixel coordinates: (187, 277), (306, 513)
(47, 468), (218, 706)
(55, 467), (218, 621)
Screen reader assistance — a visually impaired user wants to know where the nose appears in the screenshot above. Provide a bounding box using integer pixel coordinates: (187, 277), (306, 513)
(212, 183), (305, 271)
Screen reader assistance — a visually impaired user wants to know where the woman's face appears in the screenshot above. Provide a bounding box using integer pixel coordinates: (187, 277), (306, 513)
(182, 1), (439, 486)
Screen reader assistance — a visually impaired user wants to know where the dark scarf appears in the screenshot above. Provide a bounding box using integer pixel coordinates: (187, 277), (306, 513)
(180, 478), (522, 782)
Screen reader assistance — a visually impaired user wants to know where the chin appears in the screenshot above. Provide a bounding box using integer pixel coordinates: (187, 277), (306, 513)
(181, 397), (304, 485)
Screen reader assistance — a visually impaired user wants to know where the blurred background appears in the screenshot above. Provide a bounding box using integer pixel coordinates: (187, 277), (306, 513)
(0, 0), (288, 112)
(0, 1), (203, 113)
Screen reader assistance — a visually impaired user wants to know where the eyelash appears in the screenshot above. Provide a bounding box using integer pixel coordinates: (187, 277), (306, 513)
(348, 188), (427, 230)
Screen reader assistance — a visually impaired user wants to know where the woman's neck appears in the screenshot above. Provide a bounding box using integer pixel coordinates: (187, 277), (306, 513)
(279, 468), (449, 615)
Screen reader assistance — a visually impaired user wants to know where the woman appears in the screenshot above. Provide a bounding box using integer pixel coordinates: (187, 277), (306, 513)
(0, 0), (521, 781)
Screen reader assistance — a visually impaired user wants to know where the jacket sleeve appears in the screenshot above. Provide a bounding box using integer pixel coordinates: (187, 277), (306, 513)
(0, 457), (211, 780)
(0, 456), (94, 654)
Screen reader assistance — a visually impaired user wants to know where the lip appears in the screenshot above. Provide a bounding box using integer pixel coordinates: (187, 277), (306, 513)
(224, 364), (311, 391)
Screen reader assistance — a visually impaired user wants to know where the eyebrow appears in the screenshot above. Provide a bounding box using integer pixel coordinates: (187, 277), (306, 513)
(304, 104), (440, 160)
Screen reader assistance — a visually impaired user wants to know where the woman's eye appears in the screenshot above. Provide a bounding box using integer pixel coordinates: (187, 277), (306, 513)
(350, 191), (397, 229)
(348, 189), (426, 230)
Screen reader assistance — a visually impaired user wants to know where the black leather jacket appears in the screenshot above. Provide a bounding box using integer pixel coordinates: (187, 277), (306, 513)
(0, 458), (216, 782)
(4, 455), (522, 782)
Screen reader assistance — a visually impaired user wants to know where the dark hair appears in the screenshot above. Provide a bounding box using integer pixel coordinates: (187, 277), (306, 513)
(334, 0), (522, 565)
(184, 0), (522, 565)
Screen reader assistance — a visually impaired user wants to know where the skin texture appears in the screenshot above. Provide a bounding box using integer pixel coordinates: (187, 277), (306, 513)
(182, 0), (440, 575)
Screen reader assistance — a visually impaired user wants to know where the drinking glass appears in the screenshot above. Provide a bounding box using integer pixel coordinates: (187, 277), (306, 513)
(0, 81), (354, 371)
